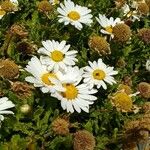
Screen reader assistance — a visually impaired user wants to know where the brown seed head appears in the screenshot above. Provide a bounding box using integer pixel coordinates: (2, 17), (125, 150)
(37, 0), (53, 13)
(145, 0), (150, 8)
(0, 59), (19, 79)
(137, 3), (149, 15)
(73, 130), (95, 150)
(138, 28), (150, 44)
(116, 58), (126, 68)
(88, 36), (110, 55)
(52, 118), (70, 135)
(122, 142), (137, 150)
(1, 1), (16, 12)
(138, 82), (150, 99)
(11, 81), (34, 99)
(124, 113), (150, 144)
(113, 23), (131, 43)
(16, 41), (35, 55)
(9, 24), (28, 37)
(142, 102), (150, 114)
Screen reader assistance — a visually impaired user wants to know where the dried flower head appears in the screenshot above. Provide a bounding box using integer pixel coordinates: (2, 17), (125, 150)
(122, 142), (137, 150)
(116, 58), (126, 68)
(111, 92), (133, 112)
(137, 2), (149, 15)
(142, 102), (150, 113)
(145, 0), (150, 8)
(139, 114), (150, 130)
(11, 81), (34, 99)
(52, 118), (70, 135)
(113, 23), (131, 43)
(0, 59), (19, 79)
(138, 82), (150, 99)
(118, 84), (132, 95)
(138, 28), (150, 44)
(37, 0), (53, 13)
(123, 116), (150, 146)
(88, 36), (110, 55)
(9, 24), (28, 37)
(1, 1), (17, 12)
(16, 41), (35, 55)
(73, 130), (95, 150)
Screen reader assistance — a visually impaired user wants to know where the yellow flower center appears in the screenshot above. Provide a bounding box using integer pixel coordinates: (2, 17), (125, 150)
(51, 50), (64, 62)
(68, 11), (80, 21)
(93, 69), (106, 80)
(0, 8), (6, 16)
(41, 73), (57, 85)
(105, 26), (113, 33)
(61, 83), (78, 100)
(112, 92), (133, 112)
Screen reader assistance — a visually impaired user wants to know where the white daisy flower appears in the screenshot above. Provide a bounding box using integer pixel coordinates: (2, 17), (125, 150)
(25, 56), (63, 93)
(0, 97), (15, 123)
(146, 60), (150, 71)
(38, 40), (78, 72)
(51, 66), (97, 113)
(57, 0), (93, 30)
(96, 14), (123, 38)
(121, 4), (140, 21)
(83, 59), (118, 89)
(0, 6), (6, 19)
(49, 0), (60, 5)
(55, 66), (83, 84)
